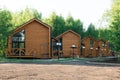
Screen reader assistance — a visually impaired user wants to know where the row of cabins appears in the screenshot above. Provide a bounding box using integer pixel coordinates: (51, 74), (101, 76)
(6, 19), (110, 58)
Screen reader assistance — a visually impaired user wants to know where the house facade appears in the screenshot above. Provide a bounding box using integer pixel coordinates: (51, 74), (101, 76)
(52, 30), (81, 58)
(98, 39), (110, 57)
(6, 19), (51, 58)
(81, 36), (99, 57)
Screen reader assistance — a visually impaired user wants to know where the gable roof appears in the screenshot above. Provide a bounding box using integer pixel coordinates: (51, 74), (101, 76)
(98, 39), (106, 42)
(11, 18), (51, 35)
(82, 35), (97, 42)
(56, 30), (81, 39)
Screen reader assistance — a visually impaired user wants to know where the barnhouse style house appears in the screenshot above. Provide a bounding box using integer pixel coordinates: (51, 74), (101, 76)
(6, 19), (51, 58)
(98, 39), (110, 57)
(52, 30), (81, 58)
(81, 36), (99, 57)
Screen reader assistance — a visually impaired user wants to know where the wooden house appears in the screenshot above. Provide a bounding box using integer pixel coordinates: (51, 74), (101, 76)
(6, 19), (51, 58)
(98, 39), (109, 57)
(81, 36), (99, 57)
(52, 30), (81, 58)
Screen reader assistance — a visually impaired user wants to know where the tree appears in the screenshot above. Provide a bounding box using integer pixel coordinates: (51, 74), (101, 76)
(109, 0), (120, 51)
(98, 28), (110, 40)
(11, 7), (42, 29)
(65, 14), (74, 29)
(44, 12), (84, 37)
(43, 12), (66, 37)
(73, 19), (84, 38)
(0, 9), (12, 55)
(85, 23), (98, 38)
(65, 14), (84, 38)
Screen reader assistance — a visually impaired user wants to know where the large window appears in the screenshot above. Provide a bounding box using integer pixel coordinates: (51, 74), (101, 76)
(12, 30), (25, 48)
(12, 30), (25, 55)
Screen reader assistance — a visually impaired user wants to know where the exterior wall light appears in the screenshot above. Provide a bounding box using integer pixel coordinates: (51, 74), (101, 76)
(82, 46), (85, 49)
(71, 45), (76, 48)
(90, 47), (93, 49)
(96, 48), (98, 50)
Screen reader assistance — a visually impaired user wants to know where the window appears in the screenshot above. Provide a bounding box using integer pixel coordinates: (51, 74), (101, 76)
(102, 42), (106, 48)
(53, 38), (62, 51)
(12, 30), (25, 55)
(59, 38), (62, 50)
(90, 39), (94, 47)
(12, 30), (25, 48)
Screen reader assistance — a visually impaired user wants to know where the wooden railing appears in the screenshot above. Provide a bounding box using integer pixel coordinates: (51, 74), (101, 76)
(6, 48), (36, 57)
(27, 48), (36, 56)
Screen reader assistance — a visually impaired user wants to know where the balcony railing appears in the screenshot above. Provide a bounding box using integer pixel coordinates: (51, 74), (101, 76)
(6, 48), (36, 57)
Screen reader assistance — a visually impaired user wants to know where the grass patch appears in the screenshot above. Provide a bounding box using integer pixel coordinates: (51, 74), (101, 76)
(0, 57), (89, 63)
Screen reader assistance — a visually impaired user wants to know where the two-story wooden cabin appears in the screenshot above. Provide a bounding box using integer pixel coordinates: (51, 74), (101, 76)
(81, 36), (99, 57)
(52, 30), (81, 58)
(98, 39), (109, 57)
(6, 19), (51, 58)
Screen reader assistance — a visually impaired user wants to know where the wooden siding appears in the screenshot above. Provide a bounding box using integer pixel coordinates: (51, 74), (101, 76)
(6, 19), (51, 58)
(6, 19), (110, 59)
(25, 21), (50, 58)
(81, 36), (99, 57)
(62, 32), (80, 57)
(54, 30), (81, 58)
(98, 40), (110, 56)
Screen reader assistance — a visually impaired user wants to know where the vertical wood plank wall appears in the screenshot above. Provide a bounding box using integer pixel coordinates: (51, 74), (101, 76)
(7, 19), (51, 58)
(25, 21), (50, 58)
(62, 32), (80, 57)
(55, 31), (81, 58)
(98, 40), (109, 56)
(82, 37), (110, 57)
(82, 37), (98, 57)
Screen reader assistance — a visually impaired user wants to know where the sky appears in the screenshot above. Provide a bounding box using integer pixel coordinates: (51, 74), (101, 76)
(0, 0), (111, 28)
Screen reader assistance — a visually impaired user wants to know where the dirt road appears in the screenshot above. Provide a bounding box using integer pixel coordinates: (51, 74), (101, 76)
(0, 63), (120, 80)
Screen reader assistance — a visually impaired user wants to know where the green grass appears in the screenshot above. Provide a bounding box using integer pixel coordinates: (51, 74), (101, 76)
(0, 57), (90, 63)
(1, 56), (118, 63)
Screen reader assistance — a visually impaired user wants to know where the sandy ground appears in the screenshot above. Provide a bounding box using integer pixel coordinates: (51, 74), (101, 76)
(0, 63), (120, 80)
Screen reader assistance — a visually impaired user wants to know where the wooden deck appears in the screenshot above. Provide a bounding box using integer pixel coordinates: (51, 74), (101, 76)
(6, 55), (35, 58)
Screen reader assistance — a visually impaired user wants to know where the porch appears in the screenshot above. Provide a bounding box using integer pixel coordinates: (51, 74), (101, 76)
(6, 48), (36, 58)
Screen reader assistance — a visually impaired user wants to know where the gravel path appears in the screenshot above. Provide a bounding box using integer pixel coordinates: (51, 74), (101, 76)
(0, 63), (120, 80)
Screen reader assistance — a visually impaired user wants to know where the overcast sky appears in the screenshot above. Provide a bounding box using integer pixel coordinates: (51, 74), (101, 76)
(0, 0), (111, 28)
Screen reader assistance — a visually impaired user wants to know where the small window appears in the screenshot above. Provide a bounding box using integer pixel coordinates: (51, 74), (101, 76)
(102, 42), (106, 48)
(90, 39), (94, 47)
(53, 38), (62, 51)
(59, 38), (62, 50)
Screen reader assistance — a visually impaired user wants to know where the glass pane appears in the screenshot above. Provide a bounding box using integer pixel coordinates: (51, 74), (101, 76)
(12, 30), (25, 48)
(19, 43), (25, 48)
(102, 42), (105, 48)
(12, 43), (19, 48)
(90, 40), (94, 47)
